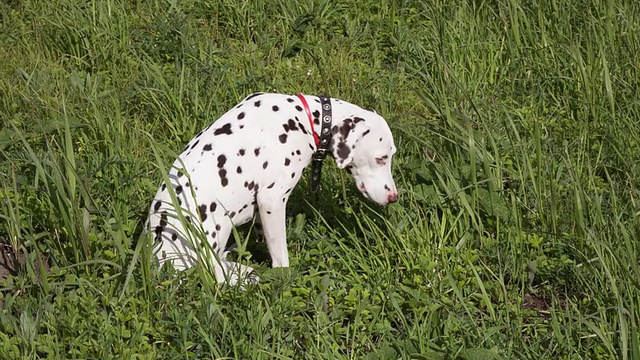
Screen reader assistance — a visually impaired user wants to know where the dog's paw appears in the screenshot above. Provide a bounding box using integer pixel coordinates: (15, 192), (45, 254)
(222, 261), (259, 288)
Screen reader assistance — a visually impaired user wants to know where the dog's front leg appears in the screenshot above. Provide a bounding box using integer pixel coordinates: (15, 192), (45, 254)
(257, 191), (290, 268)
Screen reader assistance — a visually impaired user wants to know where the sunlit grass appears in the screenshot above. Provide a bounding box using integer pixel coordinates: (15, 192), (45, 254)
(0, 0), (639, 358)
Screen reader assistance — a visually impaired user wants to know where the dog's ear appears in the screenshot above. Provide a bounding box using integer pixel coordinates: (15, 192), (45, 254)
(334, 145), (354, 169)
(331, 119), (357, 169)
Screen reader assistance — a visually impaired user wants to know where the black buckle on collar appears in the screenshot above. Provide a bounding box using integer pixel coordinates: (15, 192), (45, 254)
(310, 95), (332, 192)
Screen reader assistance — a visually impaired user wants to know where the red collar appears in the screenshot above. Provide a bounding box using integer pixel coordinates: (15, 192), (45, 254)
(296, 93), (320, 146)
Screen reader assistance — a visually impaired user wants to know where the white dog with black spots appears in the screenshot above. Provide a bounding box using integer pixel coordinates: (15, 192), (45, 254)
(148, 93), (398, 285)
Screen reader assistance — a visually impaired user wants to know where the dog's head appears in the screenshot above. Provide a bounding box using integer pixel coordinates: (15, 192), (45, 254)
(330, 111), (398, 206)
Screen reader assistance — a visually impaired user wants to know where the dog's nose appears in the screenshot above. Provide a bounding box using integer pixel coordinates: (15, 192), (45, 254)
(387, 192), (398, 203)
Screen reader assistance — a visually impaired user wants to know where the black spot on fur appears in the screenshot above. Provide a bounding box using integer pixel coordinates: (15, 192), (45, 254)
(379, 137), (383, 142)
(219, 169), (228, 187)
(237, 166), (242, 174)
(239, 148), (246, 156)
(190, 140), (200, 149)
(210, 202), (217, 212)
(217, 154), (227, 168)
(154, 226), (163, 237)
(267, 210), (272, 214)
(254, 148), (260, 156)
(254, 100), (261, 107)
(153, 201), (161, 211)
(337, 142), (351, 160)
(291, 172), (296, 178)
(171, 233), (178, 241)
(239, 124), (244, 129)
(185, 182), (190, 188)
(284, 158), (291, 166)
(296, 149), (301, 155)
(216, 224), (221, 231)
(267, 182), (275, 189)
(312, 110), (320, 118)
(248, 182), (255, 191)
(198, 204), (207, 221)
(272, 105), (279, 112)
(287, 98), (294, 103)
(160, 212), (168, 227)
(279, 134), (288, 143)
(214, 123), (232, 135)
(263, 161), (268, 169)
(177, 171), (184, 178)
(229, 211), (236, 218)
(295, 105), (303, 111)
(203, 143), (212, 151)
(237, 112), (245, 120)
(362, 129), (371, 137)
(287, 119), (299, 131)
(175, 185), (183, 195)
(354, 117), (365, 123)
(339, 119), (354, 140)
(211, 232), (217, 239)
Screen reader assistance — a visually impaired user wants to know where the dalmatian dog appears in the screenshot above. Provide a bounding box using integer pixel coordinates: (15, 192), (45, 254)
(148, 93), (398, 285)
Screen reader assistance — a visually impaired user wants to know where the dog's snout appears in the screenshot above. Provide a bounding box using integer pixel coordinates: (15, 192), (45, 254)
(387, 192), (398, 203)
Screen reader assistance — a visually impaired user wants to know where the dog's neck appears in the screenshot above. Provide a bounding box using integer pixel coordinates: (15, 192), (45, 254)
(306, 98), (366, 159)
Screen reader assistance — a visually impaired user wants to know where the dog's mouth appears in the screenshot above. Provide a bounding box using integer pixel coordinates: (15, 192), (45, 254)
(357, 182), (397, 206)
(358, 183), (370, 199)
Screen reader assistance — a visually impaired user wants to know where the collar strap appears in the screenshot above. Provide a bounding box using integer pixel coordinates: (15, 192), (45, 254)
(296, 93), (332, 192)
(296, 94), (320, 146)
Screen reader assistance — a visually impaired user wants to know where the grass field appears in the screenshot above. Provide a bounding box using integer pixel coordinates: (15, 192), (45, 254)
(1, 0), (640, 358)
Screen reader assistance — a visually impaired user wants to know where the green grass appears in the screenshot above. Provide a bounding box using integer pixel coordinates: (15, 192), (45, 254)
(1, 0), (639, 358)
